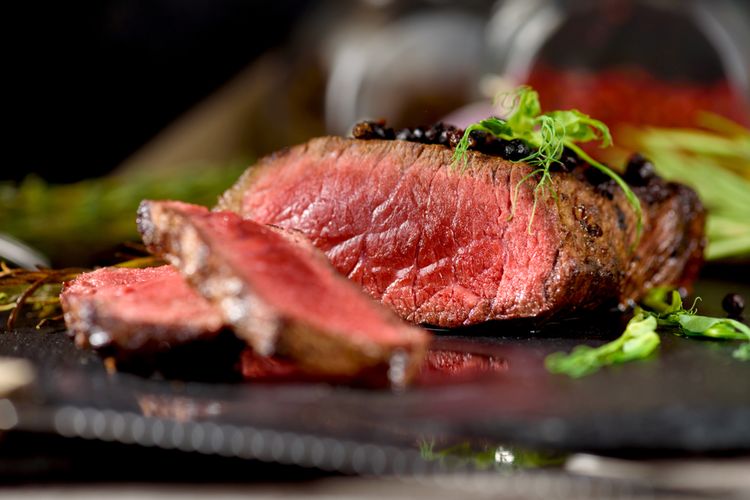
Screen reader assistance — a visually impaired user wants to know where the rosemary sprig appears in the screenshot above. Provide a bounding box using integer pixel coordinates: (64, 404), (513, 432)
(452, 86), (643, 243)
(0, 264), (86, 329)
(0, 256), (163, 329)
(0, 163), (247, 265)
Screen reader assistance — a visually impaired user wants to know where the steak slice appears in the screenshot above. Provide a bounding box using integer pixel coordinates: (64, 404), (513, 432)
(60, 266), (225, 353)
(218, 136), (705, 327)
(137, 200), (429, 382)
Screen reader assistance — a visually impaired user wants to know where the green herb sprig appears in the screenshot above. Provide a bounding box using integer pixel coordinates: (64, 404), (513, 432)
(0, 163), (247, 266)
(0, 256), (163, 329)
(545, 312), (660, 378)
(546, 287), (750, 377)
(643, 287), (750, 361)
(0, 262), (85, 329)
(452, 87), (643, 243)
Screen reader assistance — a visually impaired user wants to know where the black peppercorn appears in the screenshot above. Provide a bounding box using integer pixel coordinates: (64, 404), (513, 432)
(351, 121), (377, 139)
(722, 293), (745, 317)
(558, 147), (580, 172)
(411, 127), (427, 143)
(467, 129), (488, 149)
(424, 122), (444, 143)
(446, 128), (463, 148)
(436, 129), (450, 145)
(434, 124), (459, 146)
(479, 137), (504, 156)
(584, 165), (607, 185)
(380, 126), (396, 140)
(395, 128), (412, 141)
(624, 153), (656, 186)
(502, 139), (531, 161)
(351, 120), (394, 140)
(582, 164), (617, 198)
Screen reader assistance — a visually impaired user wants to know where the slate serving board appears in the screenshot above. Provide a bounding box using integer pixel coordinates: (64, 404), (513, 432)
(1, 272), (749, 476)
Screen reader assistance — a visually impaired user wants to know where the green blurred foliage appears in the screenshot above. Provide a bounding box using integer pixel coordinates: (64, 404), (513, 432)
(0, 163), (247, 266)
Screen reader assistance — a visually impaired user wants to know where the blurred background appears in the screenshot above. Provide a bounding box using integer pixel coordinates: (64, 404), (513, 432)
(3, 0), (750, 267)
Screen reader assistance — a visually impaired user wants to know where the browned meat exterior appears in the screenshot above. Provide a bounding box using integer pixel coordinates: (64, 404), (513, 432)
(137, 200), (429, 382)
(60, 266), (225, 352)
(218, 137), (705, 327)
(623, 183), (705, 299)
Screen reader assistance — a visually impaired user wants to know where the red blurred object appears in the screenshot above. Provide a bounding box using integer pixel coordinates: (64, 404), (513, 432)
(525, 64), (750, 130)
(241, 348), (509, 386)
(416, 349), (509, 386)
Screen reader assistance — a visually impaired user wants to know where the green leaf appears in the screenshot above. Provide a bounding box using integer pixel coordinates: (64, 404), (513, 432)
(543, 110), (612, 146)
(477, 117), (513, 137)
(545, 313), (659, 378)
(642, 287), (750, 342)
(670, 314), (750, 341)
(506, 86), (541, 136)
(641, 287), (684, 315)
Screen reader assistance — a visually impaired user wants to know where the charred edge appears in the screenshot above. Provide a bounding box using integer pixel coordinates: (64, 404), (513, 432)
(275, 320), (424, 384)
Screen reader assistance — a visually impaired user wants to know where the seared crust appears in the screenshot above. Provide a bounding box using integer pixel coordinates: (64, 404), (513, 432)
(624, 183), (706, 298)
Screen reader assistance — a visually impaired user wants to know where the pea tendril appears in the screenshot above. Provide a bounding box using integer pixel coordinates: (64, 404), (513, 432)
(546, 287), (750, 378)
(452, 86), (642, 244)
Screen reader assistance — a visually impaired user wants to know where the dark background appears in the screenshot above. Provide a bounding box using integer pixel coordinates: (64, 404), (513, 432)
(5, 1), (749, 185)
(5, 1), (313, 183)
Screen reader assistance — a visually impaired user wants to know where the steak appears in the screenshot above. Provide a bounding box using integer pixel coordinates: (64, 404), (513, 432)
(218, 136), (705, 327)
(60, 266), (225, 353)
(137, 200), (429, 382)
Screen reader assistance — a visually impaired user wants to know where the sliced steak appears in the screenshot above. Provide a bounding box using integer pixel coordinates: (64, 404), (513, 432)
(60, 266), (226, 353)
(218, 136), (705, 327)
(137, 200), (429, 383)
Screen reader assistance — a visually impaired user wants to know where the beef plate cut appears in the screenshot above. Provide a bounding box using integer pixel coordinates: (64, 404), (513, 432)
(218, 137), (705, 327)
(137, 200), (429, 383)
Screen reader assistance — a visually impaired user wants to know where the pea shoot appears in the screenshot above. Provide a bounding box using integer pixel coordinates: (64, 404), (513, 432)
(546, 287), (750, 378)
(452, 86), (643, 244)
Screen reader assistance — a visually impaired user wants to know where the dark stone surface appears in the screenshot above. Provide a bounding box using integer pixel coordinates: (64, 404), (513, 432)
(1, 271), (749, 476)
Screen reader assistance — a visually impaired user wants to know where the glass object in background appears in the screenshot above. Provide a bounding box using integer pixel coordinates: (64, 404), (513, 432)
(484, 0), (750, 133)
(483, 0), (750, 262)
(321, 1), (488, 135)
